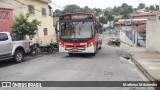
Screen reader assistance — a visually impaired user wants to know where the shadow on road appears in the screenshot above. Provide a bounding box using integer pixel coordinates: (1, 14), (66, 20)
(0, 54), (44, 68)
(64, 53), (95, 58)
(0, 59), (16, 68)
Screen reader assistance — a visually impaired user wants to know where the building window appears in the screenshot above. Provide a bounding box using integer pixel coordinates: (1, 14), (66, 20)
(43, 28), (48, 36)
(28, 5), (35, 14)
(42, 8), (46, 16)
(0, 11), (10, 19)
(48, 5), (52, 16)
(49, 9), (52, 16)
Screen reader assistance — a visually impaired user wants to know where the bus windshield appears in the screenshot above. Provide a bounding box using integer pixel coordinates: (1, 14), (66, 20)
(60, 21), (94, 39)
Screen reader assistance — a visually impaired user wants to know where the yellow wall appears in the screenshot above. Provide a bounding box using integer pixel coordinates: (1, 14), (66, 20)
(0, 0), (56, 45)
(0, 0), (24, 17)
(24, 0), (56, 45)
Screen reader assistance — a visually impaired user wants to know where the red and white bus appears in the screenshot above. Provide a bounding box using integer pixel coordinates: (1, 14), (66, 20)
(56, 13), (102, 56)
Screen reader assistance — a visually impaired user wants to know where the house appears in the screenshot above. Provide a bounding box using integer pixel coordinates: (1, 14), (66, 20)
(113, 15), (122, 19)
(53, 15), (59, 42)
(136, 8), (145, 13)
(53, 15), (59, 27)
(0, 8), (14, 33)
(115, 19), (147, 47)
(0, 0), (56, 45)
(105, 7), (112, 12)
(130, 11), (160, 20)
(146, 14), (160, 53)
(130, 11), (160, 52)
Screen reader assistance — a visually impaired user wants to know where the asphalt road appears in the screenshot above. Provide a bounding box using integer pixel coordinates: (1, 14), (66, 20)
(0, 33), (153, 90)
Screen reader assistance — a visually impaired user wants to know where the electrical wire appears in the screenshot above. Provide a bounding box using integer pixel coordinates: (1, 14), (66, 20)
(13, 0), (50, 16)
(50, 2), (63, 9)
(0, 0), (22, 8)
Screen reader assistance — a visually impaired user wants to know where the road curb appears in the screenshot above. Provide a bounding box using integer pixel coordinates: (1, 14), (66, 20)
(125, 51), (160, 90)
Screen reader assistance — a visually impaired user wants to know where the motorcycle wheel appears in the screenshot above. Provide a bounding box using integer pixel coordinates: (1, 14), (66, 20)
(47, 48), (53, 54)
(30, 50), (37, 56)
(117, 43), (120, 46)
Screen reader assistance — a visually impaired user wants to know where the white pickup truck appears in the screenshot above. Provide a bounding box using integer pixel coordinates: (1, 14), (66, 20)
(0, 32), (30, 63)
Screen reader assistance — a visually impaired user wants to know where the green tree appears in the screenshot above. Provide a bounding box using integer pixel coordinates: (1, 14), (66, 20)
(106, 13), (114, 27)
(12, 14), (41, 40)
(94, 8), (102, 16)
(63, 4), (81, 13)
(83, 6), (91, 12)
(111, 6), (119, 15)
(99, 16), (107, 24)
(53, 9), (62, 15)
(128, 6), (133, 13)
(121, 3), (128, 8)
(145, 7), (150, 12)
(106, 13), (114, 22)
(133, 8), (138, 12)
(122, 11), (129, 19)
(138, 3), (145, 9)
(155, 5), (159, 10)
(150, 5), (155, 10)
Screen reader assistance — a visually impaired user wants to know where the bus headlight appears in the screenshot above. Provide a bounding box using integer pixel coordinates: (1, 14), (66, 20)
(90, 42), (93, 45)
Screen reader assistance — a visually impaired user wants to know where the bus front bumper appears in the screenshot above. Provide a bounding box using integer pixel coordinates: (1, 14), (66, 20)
(59, 45), (95, 53)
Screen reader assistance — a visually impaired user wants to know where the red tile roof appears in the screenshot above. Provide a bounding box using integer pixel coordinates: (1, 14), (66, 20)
(130, 11), (160, 17)
(115, 21), (125, 25)
(0, 8), (13, 10)
(133, 24), (146, 32)
(115, 19), (147, 25)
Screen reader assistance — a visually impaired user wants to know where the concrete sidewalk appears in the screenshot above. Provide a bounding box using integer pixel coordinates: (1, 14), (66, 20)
(120, 43), (160, 88)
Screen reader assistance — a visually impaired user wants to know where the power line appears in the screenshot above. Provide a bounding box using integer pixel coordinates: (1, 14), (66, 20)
(13, 0), (50, 16)
(14, 0), (25, 5)
(0, 0), (22, 8)
(51, 2), (64, 9)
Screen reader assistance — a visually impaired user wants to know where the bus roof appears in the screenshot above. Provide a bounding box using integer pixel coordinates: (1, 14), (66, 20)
(60, 12), (99, 22)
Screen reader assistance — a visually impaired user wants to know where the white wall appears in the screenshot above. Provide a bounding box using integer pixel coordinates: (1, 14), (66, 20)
(118, 26), (133, 46)
(133, 16), (156, 20)
(146, 14), (160, 53)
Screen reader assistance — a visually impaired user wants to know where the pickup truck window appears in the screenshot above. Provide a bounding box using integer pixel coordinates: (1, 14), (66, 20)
(0, 33), (8, 41)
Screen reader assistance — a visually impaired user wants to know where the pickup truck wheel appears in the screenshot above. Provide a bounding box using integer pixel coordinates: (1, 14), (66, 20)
(14, 50), (24, 63)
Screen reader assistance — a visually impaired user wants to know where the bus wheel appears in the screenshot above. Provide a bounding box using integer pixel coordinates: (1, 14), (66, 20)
(99, 46), (102, 50)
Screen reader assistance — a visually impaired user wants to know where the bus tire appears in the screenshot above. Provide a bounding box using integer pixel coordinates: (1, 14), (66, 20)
(99, 46), (102, 50)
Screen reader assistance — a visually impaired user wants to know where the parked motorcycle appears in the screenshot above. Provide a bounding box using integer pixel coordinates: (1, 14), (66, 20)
(50, 42), (59, 53)
(36, 43), (53, 54)
(30, 43), (38, 56)
(108, 38), (121, 46)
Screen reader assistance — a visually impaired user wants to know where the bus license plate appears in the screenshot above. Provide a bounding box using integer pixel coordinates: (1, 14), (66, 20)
(72, 48), (77, 52)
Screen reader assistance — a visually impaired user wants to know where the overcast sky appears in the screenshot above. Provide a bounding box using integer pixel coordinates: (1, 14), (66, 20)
(51, 0), (160, 10)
